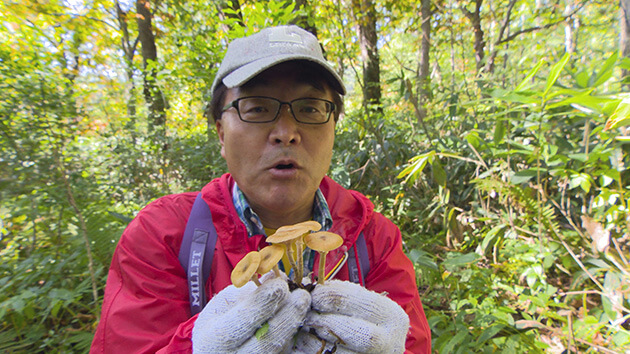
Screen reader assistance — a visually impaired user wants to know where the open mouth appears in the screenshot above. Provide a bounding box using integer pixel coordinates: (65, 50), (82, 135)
(275, 163), (295, 170)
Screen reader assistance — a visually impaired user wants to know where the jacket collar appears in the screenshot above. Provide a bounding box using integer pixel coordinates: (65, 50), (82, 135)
(201, 173), (372, 268)
(231, 182), (333, 237)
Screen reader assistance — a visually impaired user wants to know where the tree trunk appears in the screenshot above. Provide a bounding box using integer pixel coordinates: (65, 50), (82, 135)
(353, 0), (382, 114)
(564, 1), (578, 54)
(621, 0), (630, 88)
(485, 0), (516, 74)
(461, 0), (485, 73)
(416, 0), (431, 124)
(116, 0), (139, 125)
(136, 0), (167, 134)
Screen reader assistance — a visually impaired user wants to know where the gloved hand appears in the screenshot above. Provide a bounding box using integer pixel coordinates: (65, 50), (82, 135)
(291, 279), (410, 354)
(192, 273), (311, 353)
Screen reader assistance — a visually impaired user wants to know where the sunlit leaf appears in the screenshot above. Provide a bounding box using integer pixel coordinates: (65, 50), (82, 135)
(515, 58), (544, 92)
(591, 52), (618, 88)
(604, 97), (630, 130)
(544, 52), (571, 99)
(442, 253), (481, 268)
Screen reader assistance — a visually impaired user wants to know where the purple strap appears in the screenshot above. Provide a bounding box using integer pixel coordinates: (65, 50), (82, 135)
(179, 193), (369, 316)
(178, 193), (217, 316)
(347, 232), (369, 285)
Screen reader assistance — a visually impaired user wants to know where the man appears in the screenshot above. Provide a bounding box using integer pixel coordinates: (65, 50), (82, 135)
(91, 25), (431, 353)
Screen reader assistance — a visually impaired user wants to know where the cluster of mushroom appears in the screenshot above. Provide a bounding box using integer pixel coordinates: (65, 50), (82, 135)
(230, 221), (343, 288)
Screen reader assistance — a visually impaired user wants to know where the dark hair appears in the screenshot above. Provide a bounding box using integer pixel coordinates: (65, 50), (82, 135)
(206, 61), (344, 123)
(207, 83), (228, 122)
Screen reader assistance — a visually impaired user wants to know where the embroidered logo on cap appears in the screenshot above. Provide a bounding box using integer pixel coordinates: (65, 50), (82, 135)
(268, 27), (303, 45)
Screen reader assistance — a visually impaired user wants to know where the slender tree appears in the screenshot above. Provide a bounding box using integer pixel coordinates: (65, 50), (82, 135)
(621, 0), (630, 89)
(461, 0), (485, 73)
(485, 0), (516, 74)
(353, 0), (382, 114)
(136, 0), (167, 134)
(416, 0), (432, 123)
(116, 0), (139, 125)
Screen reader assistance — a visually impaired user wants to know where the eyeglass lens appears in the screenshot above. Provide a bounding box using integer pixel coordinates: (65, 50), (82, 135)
(237, 97), (332, 123)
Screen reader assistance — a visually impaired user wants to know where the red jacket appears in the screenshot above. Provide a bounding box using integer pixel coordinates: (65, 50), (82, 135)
(91, 173), (431, 353)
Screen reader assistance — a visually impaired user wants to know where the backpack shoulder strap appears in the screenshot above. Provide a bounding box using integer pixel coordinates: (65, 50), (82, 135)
(347, 232), (369, 286)
(178, 193), (218, 316)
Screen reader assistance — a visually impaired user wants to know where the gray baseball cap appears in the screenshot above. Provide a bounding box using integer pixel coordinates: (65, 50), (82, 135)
(210, 25), (346, 95)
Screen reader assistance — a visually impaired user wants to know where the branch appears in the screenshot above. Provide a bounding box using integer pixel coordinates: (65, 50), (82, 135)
(498, 1), (588, 45)
(485, 0), (517, 73)
(496, 0), (517, 44)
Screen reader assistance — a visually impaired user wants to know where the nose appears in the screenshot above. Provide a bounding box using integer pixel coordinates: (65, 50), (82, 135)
(269, 104), (301, 145)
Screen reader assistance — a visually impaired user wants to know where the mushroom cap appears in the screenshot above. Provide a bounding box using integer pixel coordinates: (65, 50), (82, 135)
(277, 220), (322, 233)
(257, 244), (286, 274)
(267, 221), (322, 244)
(231, 251), (261, 287)
(304, 231), (343, 252)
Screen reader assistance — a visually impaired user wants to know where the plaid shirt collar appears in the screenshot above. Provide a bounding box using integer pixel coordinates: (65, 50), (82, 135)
(232, 182), (333, 237)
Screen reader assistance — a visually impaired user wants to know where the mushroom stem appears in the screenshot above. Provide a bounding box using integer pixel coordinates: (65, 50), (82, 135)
(304, 231), (343, 286)
(318, 251), (328, 285)
(252, 275), (262, 286)
(272, 264), (282, 278)
(286, 242), (298, 279)
(295, 237), (304, 282)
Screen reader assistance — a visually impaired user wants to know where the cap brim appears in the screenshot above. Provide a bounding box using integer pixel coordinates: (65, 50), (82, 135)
(222, 55), (346, 95)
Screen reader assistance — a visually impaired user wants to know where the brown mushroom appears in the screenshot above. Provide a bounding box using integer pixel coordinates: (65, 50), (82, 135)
(266, 229), (303, 278)
(275, 220), (322, 234)
(267, 221), (321, 282)
(258, 244), (286, 278)
(231, 251), (262, 287)
(304, 231), (343, 285)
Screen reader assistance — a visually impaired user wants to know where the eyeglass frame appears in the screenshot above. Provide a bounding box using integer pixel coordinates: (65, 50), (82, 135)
(221, 96), (336, 125)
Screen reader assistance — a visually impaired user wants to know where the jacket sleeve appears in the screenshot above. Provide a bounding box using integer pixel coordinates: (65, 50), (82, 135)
(90, 194), (197, 354)
(363, 213), (432, 354)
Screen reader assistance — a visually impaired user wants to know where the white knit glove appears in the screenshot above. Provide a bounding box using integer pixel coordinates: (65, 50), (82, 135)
(192, 274), (310, 353)
(291, 279), (410, 354)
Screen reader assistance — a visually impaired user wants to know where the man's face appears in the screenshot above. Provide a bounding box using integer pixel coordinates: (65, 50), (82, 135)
(215, 63), (336, 228)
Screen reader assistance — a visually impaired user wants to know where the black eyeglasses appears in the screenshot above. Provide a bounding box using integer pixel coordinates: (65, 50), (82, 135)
(222, 96), (336, 124)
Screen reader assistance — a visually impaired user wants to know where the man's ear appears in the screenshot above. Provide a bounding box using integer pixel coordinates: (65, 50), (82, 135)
(215, 119), (226, 158)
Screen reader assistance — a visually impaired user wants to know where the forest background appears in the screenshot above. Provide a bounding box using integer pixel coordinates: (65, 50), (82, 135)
(1, 0), (629, 352)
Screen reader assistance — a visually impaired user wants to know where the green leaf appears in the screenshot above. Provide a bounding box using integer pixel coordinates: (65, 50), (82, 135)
(442, 253), (481, 268)
(431, 158), (446, 187)
(408, 249), (438, 270)
(397, 151), (435, 184)
(511, 169), (538, 184)
(493, 121), (506, 144)
(255, 322), (270, 340)
(544, 52), (571, 99)
(490, 89), (539, 104)
(568, 153), (588, 162)
(441, 330), (469, 354)
(475, 324), (506, 346)
(574, 70), (590, 88)
(478, 225), (506, 255)
(591, 52), (618, 88)
(515, 58), (544, 92)
(569, 173), (592, 192)
(605, 97), (630, 130)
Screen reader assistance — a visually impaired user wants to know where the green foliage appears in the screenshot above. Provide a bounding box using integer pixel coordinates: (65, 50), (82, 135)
(398, 49), (630, 351)
(1, 0), (627, 352)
